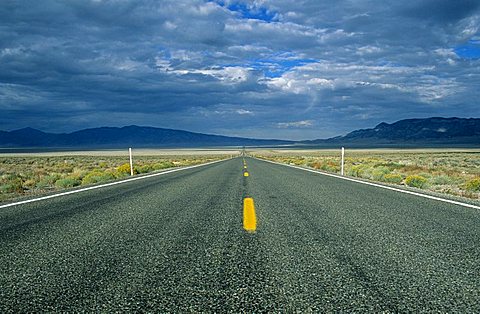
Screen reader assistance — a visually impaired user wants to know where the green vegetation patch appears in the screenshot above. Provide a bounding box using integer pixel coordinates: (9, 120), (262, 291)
(405, 175), (427, 189)
(82, 170), (118, 185)
(465, 178), (480, 192)
(383, 173), (404, 184)
(55, 177), (81, 188)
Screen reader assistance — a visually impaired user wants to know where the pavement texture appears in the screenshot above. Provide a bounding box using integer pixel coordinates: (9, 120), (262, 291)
(0, 157), (479, 312)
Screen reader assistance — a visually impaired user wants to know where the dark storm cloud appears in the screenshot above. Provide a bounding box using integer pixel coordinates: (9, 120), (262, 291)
(402, 0), (480, 22)
(1, 0), (479, 139)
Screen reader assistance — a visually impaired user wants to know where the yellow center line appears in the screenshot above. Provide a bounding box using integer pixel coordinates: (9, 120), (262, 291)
(243, 197), (257, 232)
(243, 172), (249, 177)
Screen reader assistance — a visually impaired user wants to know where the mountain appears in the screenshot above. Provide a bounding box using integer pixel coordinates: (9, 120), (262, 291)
(305, 117), (480, 147)
(0, 125), (293, 148)
(0, 127), (65, 147)
(1, 117), (479, 149)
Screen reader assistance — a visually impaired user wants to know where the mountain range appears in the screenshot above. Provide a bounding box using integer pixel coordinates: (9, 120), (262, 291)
(0, 125), (292, 148)
(0, 117), (479, 149)
(306, 117), (480, 147)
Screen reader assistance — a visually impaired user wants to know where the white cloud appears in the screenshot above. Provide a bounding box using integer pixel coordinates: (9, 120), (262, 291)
(356, 45), (382, 55)
(228, 45), (270, 52)
(434, 48), (458, 65)
(236, 109), (254, 115)
(434, 48), (456, 57)
(169, 49), (202, 61)
(114, 59), (144, 71)
(1, 47), (25, 57)
(277, 120), (314, 128)
(155, 57), (173, 71)
(163, 21), (177, 30)
(196, 66), (250, 83)
(264, 65), (335, 93)
(158, 65), (251, 84)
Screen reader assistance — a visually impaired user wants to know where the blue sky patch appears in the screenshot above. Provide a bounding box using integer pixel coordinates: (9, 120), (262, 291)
(209, 0), (277, 22)
(455, 40), (480, 59)
(224, 54), (317, 78)
(254, 58), (317, 77)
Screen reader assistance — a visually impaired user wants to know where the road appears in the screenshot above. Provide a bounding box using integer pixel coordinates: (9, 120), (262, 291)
(0, 157), (479, 312)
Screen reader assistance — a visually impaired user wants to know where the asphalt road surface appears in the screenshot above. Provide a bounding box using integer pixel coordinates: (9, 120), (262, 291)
(0, 157), (479, 312)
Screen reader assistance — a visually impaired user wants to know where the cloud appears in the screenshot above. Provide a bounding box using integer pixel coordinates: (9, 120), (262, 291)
(356, 46), (383, 55)
(236, 109), (253, 115)
(0, 0), (479, 139)
(277, 120), (314, 128)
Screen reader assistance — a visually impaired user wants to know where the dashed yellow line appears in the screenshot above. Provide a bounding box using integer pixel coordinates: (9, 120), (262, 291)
(242, 159), (255, 232)
(243, 197), (257, 232)
(243, 159), (249, 176)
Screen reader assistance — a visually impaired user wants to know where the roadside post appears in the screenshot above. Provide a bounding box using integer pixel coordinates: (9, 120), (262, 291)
(129, 147), (134, 176)
(341, 147), (345, 176)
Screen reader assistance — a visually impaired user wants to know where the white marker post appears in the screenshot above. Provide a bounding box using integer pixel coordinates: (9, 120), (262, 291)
(341, 147), (345, 176)
(129, 147), (134, 176)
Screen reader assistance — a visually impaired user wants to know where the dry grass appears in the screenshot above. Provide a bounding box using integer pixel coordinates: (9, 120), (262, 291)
(252, 148), (480, 199)
(0, 149), (237, 202)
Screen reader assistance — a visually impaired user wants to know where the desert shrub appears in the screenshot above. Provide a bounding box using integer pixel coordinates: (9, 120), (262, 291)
(308, 160), (340, 172)
(58, 165), (74, 173)
(23, 178), (38, 188)
(136, 165), (153, 174)
(0, 174), (24, 193)
(372, 166), (391, 181)
(0, 181), (24, 193)
(34, 168), (48, 176)
(403, 165), (425, 172)
(418, 172), (432, 179)
(177, 159), (200, 166)
(290, 158), (304, 165)
(153, 161), (175, 170)
(465, 178), (480, 192)
(429, 175), (457, 185)
(308, 161), (322, 169)
(348, 164), (368, 177)
(55, 177), (81, 188)
(405, 175), (427, 189)
(81, 171), (115, 185)
(0, 184), (15, 193)
(117, 163), (136, 175)
(70, 168), (87, 180)
(321, 161), (340, 173)
(378, 162), (403, 170)
(36, 174), (62, 188)
(383, 173), (403, 184)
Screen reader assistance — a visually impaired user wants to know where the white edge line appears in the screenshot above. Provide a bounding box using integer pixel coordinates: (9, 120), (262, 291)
(256, 157), (480, 210)
(0, 158), (232, 209)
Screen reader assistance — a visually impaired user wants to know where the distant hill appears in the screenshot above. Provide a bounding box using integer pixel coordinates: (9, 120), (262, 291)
(305, 117), (480, 147)
(0, 125), (293, 148)
(1, 117), (479, 149)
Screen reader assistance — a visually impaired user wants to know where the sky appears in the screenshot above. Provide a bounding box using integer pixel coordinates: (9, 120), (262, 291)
(1, 0), (479, 140)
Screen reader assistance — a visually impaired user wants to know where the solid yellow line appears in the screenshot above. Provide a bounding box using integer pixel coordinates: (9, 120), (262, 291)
(243, 197), (257, 232)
